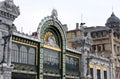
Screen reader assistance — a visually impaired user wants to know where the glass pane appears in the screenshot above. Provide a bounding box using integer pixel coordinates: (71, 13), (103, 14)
(104, 71), (107, 79)
(90, 68), (93, 79)
(43, 48), (60, 74)
(28, 48), (35, 65)
(66, 55), (79, 76)
(20, 46), (27, 64)
(12, 44), (19, 63)
(97, 70), (101, 79)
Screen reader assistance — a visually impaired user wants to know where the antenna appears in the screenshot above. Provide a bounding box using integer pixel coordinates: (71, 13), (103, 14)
(81, 13), (83, 23)
(21, 27), (23, 33)
(51, 0), (55, 11)
(29, 30), (31, 35)
(112, 6), (114, 12)
(80, 13), (86, 27)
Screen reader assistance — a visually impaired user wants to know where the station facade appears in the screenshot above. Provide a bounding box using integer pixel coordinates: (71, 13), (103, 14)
(0, 0), (114, 79)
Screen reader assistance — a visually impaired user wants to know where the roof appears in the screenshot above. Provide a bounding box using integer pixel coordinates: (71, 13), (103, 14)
(84, 26), (110, 32)
(105, 12), (120, 28)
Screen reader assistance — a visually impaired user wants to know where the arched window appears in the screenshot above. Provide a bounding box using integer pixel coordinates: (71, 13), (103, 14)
(12, 44), (19, 63)
(28, 48), (35, 65)
(20, 46), (27, 64)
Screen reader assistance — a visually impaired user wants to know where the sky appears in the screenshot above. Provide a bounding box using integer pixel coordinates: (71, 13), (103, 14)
(1, 0), (120, 34)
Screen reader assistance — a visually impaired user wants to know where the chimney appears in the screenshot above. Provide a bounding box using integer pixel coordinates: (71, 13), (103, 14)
(62, 24), (68, 32)
(76, 23), (79, 29)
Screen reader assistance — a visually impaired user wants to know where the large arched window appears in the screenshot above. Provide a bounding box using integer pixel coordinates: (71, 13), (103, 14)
(28, 48), (35, 65)
(20, 46), (27, 64)
(43, 28), (61, 74)
(12, 44), (19, 63)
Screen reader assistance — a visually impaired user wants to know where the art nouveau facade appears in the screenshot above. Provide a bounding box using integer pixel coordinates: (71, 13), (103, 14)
(0, 0), (113, 79)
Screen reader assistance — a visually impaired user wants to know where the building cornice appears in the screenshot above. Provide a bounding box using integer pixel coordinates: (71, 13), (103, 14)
(12, 32), (40, 42)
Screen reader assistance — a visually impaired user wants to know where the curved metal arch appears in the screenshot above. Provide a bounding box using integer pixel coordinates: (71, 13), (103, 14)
(37, 16), (66, 50)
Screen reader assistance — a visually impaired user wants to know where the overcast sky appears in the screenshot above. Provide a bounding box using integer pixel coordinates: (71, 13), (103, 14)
(3, 0), (120, 33)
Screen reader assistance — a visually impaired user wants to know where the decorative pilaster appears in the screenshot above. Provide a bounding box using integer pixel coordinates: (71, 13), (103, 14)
(62, 53), (66, 79)
(0, 63), (13, 79)
(39, 47), (44, 79)
(81, 52), (87, 79)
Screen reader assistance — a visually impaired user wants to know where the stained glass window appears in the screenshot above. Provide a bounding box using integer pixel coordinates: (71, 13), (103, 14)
(43, 48), (60, 73)
(44, 31), (59, 48)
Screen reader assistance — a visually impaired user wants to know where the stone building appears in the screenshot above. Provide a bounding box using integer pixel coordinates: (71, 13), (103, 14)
(0, 0), (115, 79)
(67, 12), (120, 79)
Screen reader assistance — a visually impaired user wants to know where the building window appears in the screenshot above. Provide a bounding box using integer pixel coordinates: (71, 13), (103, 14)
(91, 32), (96, 38)
(97, 32), (101, 37)
(92, 45), (96, 51)
(66, 55), (79, 76)
(97, 69), (101, 79)
(71, 32), (75, 38)
(90, 68), (93, 79)
(12, 43), (36, 65)
(102, 44), (105, 51)
(102, 31), (107, 37)
(20, 46), (27, 64)
(11, 44), (19, 63)
(28, 48), (35, 65)
(114, 45), (116, 52)
(97, 45), (101, 52)
(117, 46), (119, 53)
(104, 71), (107, 79)
(43, 48), (60, 73)
(113, 32), (116, 37)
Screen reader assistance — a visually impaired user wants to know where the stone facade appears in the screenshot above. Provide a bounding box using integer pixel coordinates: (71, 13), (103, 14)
(67, 13), (120, 79)
(0, 0), (116, 79)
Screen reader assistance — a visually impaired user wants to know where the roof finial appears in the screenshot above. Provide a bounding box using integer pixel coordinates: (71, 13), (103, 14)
(112, 6), (114, 12)
(51, 9), (58, 19)
(5, 0), (14, 7)
(111, 6), (115, 16)
(81, 13), (83, 23)
(5, 0), (14, 3)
